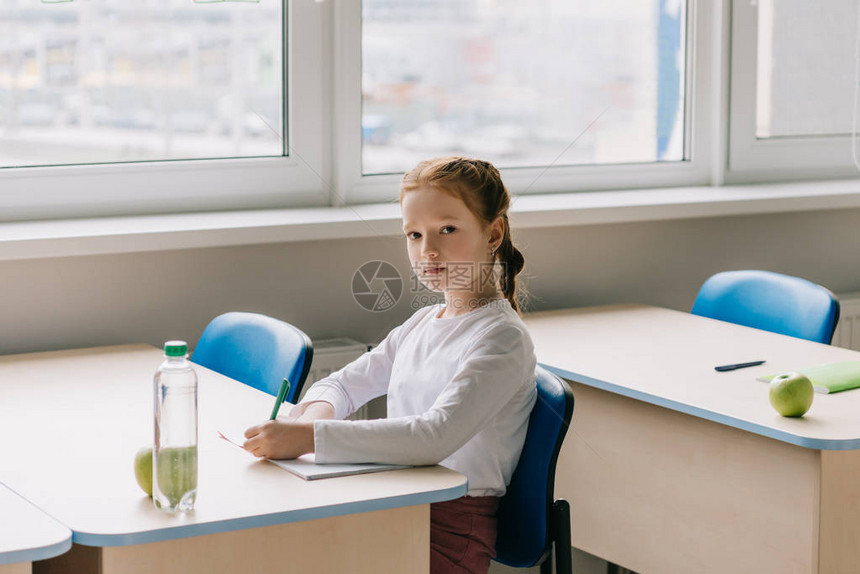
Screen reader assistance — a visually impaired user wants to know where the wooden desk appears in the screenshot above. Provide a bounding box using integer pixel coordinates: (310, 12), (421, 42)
(0, 345), (467, 574)
(0, 485), (70, 574)
(524, 304), (860, 574)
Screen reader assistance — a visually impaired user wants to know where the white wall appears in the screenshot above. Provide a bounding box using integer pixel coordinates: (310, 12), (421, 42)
(2, 206), (858, 356)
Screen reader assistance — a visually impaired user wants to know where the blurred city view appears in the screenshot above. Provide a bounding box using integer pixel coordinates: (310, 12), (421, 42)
(0, 0), (282, 169)
(362, 0), (687, 175)
(1, 0), (686, 178)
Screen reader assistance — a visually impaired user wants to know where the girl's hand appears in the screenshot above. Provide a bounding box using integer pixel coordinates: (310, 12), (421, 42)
(243, 420), (314, 460)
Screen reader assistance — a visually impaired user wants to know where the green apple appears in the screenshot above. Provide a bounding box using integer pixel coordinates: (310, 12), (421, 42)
(134, 446), (153, 497)
(769, 372), (814, 417)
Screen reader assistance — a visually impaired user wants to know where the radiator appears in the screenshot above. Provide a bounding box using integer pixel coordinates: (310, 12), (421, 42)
(302, 337), (372, 420)
(833, 293), (860, 350)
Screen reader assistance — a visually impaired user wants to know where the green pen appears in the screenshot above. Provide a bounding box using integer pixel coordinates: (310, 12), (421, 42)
(270, 378), (291, 420)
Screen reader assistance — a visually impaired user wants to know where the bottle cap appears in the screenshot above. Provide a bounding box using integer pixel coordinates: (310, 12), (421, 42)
(164, 340), (188, 357)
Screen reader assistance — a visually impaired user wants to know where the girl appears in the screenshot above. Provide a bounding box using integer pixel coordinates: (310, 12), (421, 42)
(244, 156), (537, 574)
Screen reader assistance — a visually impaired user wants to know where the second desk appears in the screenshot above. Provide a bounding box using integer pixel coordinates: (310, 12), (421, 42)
(524, 304), (860, 574)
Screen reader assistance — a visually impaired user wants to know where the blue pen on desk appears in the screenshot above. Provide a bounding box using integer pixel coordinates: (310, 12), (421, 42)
(270, 378), (291, 420)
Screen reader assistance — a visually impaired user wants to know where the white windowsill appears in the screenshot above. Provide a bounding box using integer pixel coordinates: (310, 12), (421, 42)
(2, 178), (860, 261)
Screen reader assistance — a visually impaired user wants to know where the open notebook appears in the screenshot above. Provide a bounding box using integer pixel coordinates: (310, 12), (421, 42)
(756, 361), (860, 394)
(217, 431), (412, 480)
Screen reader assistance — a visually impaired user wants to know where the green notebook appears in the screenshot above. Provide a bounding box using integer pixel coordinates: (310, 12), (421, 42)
(757, 361), (860, 394)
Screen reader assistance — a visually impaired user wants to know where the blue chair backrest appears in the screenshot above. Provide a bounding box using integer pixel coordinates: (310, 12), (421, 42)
(192, 312), (313, 403)
(495, 365), (575, 568)
(691, 270), (840, 344)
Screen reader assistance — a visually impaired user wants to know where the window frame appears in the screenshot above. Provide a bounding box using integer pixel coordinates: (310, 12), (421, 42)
(726, 0), (860, 183)
(0, 0), (330, 222)
(11, 0), (859, 221)
(333, 0), (714, 205)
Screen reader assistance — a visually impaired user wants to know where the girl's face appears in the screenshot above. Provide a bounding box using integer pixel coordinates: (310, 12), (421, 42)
(401, 186), (502, 295)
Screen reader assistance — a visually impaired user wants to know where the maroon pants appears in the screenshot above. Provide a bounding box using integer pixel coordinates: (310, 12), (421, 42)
(430, 495), (501, 574)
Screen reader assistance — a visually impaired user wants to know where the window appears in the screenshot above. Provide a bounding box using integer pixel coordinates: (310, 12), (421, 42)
(335, 0), (711, 203)
(0, 0), (327, 221)
(361, 0), (688, 175)
(729, 0), (860, 179)
(13, 1), (854, 221)
(0, 0), (283, 168)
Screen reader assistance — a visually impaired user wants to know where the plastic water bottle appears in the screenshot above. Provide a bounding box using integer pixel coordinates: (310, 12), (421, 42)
(153, 340), (198, 513)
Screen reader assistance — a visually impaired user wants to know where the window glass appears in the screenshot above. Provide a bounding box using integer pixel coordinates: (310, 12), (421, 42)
(0, 0), (283, 169)
(756, 0), (855, 138)
(361, 0), (687, 175)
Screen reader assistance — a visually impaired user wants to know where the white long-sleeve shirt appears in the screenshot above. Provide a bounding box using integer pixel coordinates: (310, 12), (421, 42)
(299, 299), (537, 496)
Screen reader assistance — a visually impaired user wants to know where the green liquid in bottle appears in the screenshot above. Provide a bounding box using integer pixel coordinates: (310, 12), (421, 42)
(154, 445), (198, 512)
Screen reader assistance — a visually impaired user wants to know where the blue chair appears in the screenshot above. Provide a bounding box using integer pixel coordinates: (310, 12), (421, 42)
(691, 270), (840, 344)
(494, 365), (575, 574)
(192, 312), (313, 404)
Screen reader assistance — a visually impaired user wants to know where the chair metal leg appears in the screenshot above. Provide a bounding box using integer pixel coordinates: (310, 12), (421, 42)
(540, 557), (554, 574)
(552, 499), (572, 574)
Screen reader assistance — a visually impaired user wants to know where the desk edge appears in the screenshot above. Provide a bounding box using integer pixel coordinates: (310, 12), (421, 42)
(542, 363), (860, 451)
(71, 477), (468, 547)
(0, 536), (72, 566)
